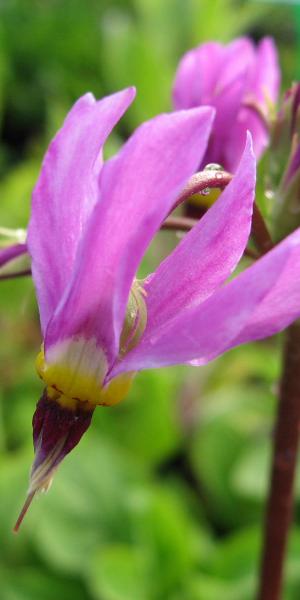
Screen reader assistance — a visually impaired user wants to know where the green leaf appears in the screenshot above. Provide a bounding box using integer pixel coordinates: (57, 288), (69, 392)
(124, 484), (208, 599)
(101, 10), (172, 127)
(28, 436), (145, 573)
(88, 545), (149, 600)
(231, 441), (270, 501)
(92, 369), (183, 468)
(0, 567), (89, 600)
(188, 380), (275, 527)
(207, 527), (260, 580)
(0, 159), (40, 227)
(186, 573), (254, 600)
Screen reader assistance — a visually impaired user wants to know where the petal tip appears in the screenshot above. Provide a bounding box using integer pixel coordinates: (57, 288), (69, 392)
(126, 85), (136, 99)
(172, 105), (216, 140)
(245, 129), (254, 152)
(110, 85), (136, 112)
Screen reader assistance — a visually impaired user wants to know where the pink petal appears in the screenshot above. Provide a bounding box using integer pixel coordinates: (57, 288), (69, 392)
(173, 39), (254, 172)
(250, 37), (280, 106)
(172, 42), (224, 109)
(225, 111), (266, 173)
(216, 38), (254, 94)
(173, 37), (280, 172)
(27, 88), (135, 334)
(135, 132), (255, 338)
(228, 38), (281, 166)
(231, 229), (300, 347)
(173, 38), (253, 111)
(112, 228), (300, 374)
(46, 107), (215, 366)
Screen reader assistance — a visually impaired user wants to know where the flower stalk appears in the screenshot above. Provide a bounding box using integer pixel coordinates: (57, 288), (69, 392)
(258, 321), (300, 600)
(161, 215), (198, 232)
(251, 203), (274, 255)
(0, 268), (31, 281)
(171, 169), (232, 213)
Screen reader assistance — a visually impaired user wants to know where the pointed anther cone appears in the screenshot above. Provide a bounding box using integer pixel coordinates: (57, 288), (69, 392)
(14, 389), (94, 532)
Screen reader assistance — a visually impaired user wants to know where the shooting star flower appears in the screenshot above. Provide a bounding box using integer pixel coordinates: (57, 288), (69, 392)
(13, 86), (300, 530)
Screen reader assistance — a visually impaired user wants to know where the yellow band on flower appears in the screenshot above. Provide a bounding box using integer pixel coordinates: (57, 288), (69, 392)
(35, 279), (146, 411)
(36, 346), (134, 410)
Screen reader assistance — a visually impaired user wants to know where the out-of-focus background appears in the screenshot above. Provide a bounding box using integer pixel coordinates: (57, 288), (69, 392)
(0, 1), (300, 599)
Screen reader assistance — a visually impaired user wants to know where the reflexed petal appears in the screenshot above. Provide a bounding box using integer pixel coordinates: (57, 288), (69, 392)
(231, 229), (300, 346)
(135, 132), (255, 337)
(173, 42), (224, 109)
(225, 111), (266, 173)
(173, 37), (279, 171)
(0, 243), (27, 268)
(252, 37), (280, 106)
(173, 38), (253, 110)
(223, 38), (279, 162)
(228, 38), (281, 166)
(112, 229), (300, 373)
(203, 72), (248, 170)
(45, 107), (215, 366)
(173, 39), (255, 171)
(27, 88), (135, 334)
(214, 38), (254, 100)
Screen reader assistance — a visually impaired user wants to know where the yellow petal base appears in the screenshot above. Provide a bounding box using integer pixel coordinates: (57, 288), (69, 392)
(36, 346), (134, 410)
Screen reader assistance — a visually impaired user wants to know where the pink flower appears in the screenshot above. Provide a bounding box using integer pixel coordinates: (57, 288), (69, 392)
(14, 88), (300, 528)
(173, 37), (280, 172)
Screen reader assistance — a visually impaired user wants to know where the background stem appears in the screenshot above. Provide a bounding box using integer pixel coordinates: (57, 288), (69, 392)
(252, 203), (274, 255)
(258, 321), (300, 600)
(0, 268), (31, 281)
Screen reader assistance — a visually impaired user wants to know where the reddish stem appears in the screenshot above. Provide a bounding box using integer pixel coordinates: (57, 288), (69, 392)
(171, 169), (232, 213)
(161, 215), (198, 232)
(0, 268), (31, 281)
(251, 203), (274, 255)
(258, 321), (300, 600)
(172, 172), (273, 260)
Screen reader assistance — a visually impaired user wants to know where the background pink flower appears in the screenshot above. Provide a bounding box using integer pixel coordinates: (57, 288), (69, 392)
(173, 37), (280, 172)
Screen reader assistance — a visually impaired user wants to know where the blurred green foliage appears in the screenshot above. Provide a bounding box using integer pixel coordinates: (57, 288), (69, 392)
(0, 0), (300, 598)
